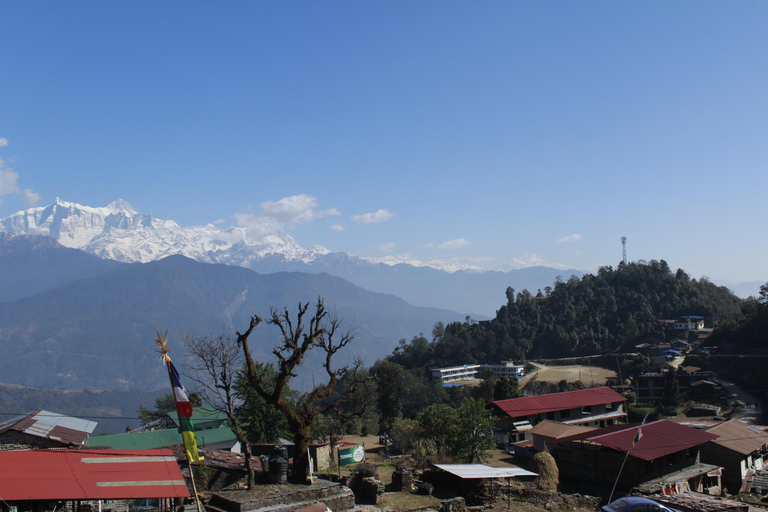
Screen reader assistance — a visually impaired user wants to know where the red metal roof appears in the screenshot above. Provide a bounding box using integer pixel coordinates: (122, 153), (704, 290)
(0, 449), (190, 501)
(558, 420), (719, 461)
(492, 386), (627, 418)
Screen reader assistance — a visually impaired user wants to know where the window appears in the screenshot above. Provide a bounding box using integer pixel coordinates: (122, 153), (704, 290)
(560, 409), (571, 419)
(605, 402), (614, 410)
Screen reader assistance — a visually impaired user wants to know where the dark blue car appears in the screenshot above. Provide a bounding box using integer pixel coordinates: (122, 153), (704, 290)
(603, 496), (682, 512)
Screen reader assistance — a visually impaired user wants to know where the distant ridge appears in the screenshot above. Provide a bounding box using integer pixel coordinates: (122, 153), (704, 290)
(0, 254), (464, 391)
(0, 199), (582, 315)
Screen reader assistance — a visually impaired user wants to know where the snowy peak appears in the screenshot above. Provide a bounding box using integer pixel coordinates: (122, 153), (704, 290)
(106, 199), (137, 214)
(0, 198), (315, 265)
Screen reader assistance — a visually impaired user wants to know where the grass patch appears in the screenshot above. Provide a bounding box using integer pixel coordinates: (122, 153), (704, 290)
(379, 492), (440, 511)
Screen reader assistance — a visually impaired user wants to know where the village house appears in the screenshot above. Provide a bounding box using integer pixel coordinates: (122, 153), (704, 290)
(491, 386), (627, 448)
(528, 420), (597, 453)
(634, 366), (716, 402)
(85, 424), (241, 452)
(0, 409), (96, 450)
(0, 448), (189, 512)
(548, 420), (721, 498)
(696, 419), (768, 493)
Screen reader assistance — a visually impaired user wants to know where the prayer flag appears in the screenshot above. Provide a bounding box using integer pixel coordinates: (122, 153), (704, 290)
(165, 356), (202, 462)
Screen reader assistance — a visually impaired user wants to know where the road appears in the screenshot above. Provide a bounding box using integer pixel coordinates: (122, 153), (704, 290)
(714, 377), (764, 425)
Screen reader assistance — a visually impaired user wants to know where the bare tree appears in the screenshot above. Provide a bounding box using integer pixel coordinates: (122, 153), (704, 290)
(183, 333), (255, 488)
(236, 297), (364, 484)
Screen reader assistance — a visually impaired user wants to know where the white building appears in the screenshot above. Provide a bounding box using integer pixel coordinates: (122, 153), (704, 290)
(431, 361), (524, 383)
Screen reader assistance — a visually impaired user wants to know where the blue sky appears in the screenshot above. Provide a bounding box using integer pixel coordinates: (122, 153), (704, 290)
(1, 2), (767, 283)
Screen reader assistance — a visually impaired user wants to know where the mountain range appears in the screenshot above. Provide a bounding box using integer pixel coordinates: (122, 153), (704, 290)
(0, 198), (582, 316)
(0, 240), (464, 390)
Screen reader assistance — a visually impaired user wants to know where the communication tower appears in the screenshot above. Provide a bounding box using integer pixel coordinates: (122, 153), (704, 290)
(621, 236), (627, 265)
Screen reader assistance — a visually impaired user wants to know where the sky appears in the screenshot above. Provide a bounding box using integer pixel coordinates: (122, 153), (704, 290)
(1, 1), (767, 284)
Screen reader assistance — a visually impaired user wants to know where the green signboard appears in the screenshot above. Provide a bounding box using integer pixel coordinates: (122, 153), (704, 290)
(338, 444), (365, 466)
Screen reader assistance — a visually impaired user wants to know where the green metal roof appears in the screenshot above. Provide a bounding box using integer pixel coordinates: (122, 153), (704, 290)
(167, 404), (228, 429)
(84, 425), (237, 450)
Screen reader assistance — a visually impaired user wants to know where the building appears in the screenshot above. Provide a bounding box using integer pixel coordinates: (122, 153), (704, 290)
(697, 419), (768, 493)
(492, 387), (628, 446)
(674, 316), (706, 330)
(168, 404), (228, 431)
(431, 361), (525, 384)
(634, 366), (716, 402)
(0, 448), (189, 512)
(85, 425), (241, 452)
(0, 409), (97, 450)
(528, 420), (596, 453)
(549, 420), (721, 497)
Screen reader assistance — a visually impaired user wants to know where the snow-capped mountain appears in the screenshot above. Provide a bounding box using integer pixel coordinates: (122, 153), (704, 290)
(0, 197), (327, 266)
(0, 199), (582, 315)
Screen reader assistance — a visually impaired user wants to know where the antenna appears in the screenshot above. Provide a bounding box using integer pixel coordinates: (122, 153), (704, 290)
(621, 237), (627, 265)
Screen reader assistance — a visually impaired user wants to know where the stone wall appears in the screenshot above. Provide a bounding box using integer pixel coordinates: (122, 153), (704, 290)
(0, 431), (70, 450)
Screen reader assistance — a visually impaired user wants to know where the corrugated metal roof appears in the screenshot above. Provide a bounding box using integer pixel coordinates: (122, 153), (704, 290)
(167, 404), (227, 429)
(492, 387), (627, 418)
(0, 449), (189, 501)
(0, 409), (97, 446)
(433, 464), (538, 479)
(528, 420), (596, 439)
(561, 420), (719, 461)
(704, 418), (768, 455)
(85, 425), (236, 450)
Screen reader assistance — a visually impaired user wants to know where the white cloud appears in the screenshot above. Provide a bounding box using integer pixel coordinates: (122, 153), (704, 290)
(330, 224), (345, 232)
(0, 139), (39, 205)
(234, 211), (282, 238)
(375, 242), (395, 252)
(424, 243), (435, 248)
(213, 219), (226, 225)
(259, 194), (340, 228)
(500, 252), (573, 271)
(352, 209), (394, 225)
(23, 189), (41, 206)
(555, 234), (582, 244)
(0, 167), (19, 198)
(437, 238), (472, 249)
(235, 194), (341, 238)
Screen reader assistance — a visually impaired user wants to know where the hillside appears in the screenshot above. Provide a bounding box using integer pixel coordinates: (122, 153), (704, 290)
(0, 233), (124, 302)
(390, 260), (743, 370)
(0, 255), (464, 390)
(0, 384), (164, 435)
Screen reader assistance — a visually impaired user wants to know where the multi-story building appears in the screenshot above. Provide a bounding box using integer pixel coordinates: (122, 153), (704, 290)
(491, 386), (628, 446)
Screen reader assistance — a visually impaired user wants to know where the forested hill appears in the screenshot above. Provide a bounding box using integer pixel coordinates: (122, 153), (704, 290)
(389, 260), (743, 369)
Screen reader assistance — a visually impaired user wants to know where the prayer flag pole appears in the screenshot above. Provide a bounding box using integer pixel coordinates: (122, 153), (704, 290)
(156, 330), (204, 512)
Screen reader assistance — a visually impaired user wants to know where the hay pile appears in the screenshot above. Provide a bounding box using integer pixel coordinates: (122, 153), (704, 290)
(530, 451), (559, 491)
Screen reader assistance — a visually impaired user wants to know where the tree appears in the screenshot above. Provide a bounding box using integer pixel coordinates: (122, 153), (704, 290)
(473, 368), (496, 404)
(417, 403), (458, 455)
(493, 376), (520, 401)
(662, 367), (682, 408)
(235, 363), (292, 444)
(183, 333), (257, 488)
(236, 298), (365, 483)
(372, 360), (407, 432)
(449, 397), (496, 463)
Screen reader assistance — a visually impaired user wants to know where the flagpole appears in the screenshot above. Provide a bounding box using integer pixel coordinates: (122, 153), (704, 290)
(156, 331), (204, 512)
(188, 460), (204, 512)
(608, 443), (633, 504)
(608, 415), (647, 504)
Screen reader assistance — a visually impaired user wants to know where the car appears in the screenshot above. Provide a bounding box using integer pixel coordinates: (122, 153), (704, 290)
(602, 496), (682, 512)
